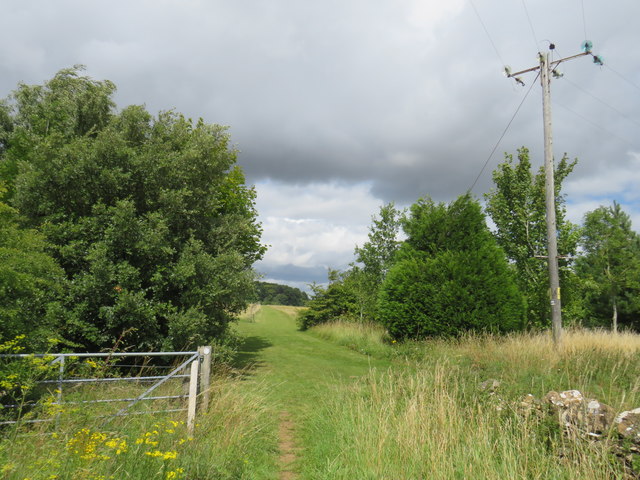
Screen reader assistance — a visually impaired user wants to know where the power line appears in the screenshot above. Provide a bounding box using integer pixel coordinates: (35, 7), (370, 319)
(605, 65), (640, 94)
(553, 99), (638, 149)
(468, 72), (539, 193)
(468, 0), (506, 67)
(521, 0), (539, 51)
(562, 77), (640, 129)
(580, 0), (588, 40)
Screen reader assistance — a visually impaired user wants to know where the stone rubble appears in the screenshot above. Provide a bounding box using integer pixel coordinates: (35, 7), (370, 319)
(479, 381), (640, 476)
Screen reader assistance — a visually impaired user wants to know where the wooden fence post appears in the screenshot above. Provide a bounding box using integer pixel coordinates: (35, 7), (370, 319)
(187, 359), (199, 435)
(198, 346), (212, 413)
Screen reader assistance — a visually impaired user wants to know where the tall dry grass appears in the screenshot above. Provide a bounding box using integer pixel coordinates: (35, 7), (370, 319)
(301, 322), (640, 478)
(311, 320), (390, 356)
(302, 363), (623, 479)
(313, 321), (640, 409)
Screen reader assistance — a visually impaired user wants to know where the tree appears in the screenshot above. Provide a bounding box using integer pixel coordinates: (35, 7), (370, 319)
(351, 203), (403, 321)
(254, 281), (309, 306)
(484, 147), (581, 328)
(297, 269), (358, 330)
(576, 202), (640, 331)
(1, 67), (266, 351)
(378, 194), (524, 339)
(0, 188), (65, 349)
(297, 203), (403, 327)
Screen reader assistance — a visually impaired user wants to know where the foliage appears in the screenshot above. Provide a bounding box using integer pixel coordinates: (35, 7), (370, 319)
(0, 380), (278, 480)
(576, 202), (640, 330)
(0, 336), (64, 425)
(297, 270), (358, 330)
(253, 281), (308, 306)
(378, 194), (524, 339)
(484, 147), (581, 327)
(0, 192), (65, 348)
(351, 203), (403, 321)
(1, 66), (266, 351)
(298, 203), (403, 328)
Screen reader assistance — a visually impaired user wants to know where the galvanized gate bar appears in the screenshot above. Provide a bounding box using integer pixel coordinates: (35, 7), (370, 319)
(112, 352), (199, 417)
(1, 351), (197, 358)
(0, 349), (206, 427)
(39, 374), (189, 384)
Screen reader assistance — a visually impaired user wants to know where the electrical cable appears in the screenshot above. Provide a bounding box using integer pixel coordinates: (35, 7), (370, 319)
(468, 72), (540, 193)
(605, 65), (640, 94)
(562, 77), (640, 129)
(521, 0), (539, 51)
(553, 99), (638, 149)
(468, 0), (506, 67)
(580, 0), (588, 41)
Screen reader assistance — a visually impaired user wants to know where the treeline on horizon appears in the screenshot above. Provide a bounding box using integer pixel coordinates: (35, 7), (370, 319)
(300, 150), (640, 339)
(252, 281), (308, 306)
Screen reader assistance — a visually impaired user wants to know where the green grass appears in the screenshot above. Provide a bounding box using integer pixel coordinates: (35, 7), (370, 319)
(232, 305), (391, 414)
(300, 364), (621, 479)
(3, 309), (638, 479)
(0, 367), (279, 480)
(310, 320), (391, 357)
(299, 320), (640, 479)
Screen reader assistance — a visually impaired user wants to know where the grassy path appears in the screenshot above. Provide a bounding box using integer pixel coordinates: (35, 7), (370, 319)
(232, 305), (391, 478)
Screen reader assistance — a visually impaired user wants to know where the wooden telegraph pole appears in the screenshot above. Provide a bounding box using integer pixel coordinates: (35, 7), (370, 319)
(505, 42), (603, 347)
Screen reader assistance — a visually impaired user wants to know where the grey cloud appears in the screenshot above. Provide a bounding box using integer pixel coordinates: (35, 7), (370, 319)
(256, 263), (333, 287)
(2, 0), (640, 288)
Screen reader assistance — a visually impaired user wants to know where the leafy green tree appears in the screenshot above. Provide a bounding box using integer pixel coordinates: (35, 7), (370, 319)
(576, 202), (640, 331)
(1, 67), (266, 351)
(352, 203), (403, 321)
(0, 189), (65, 349)
(484, 147), (581, 328)
(297, 203), (402, 328)
(378, 194), (524, 339)
(297, 269), (358, 330)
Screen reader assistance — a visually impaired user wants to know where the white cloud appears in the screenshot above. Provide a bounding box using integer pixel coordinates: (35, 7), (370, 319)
(254, 181), (387, 283)
(565, 151), (640, 230)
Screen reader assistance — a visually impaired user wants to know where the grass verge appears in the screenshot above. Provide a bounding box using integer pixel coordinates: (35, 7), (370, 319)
(301, 364), (622, 479)
(0, 376), (278, 480)
(302, 321), (640, 478)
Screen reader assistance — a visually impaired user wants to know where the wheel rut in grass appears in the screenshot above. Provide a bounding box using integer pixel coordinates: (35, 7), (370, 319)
(277, 411), (298, 480)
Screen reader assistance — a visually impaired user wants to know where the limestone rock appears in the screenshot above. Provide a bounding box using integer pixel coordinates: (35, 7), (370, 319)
(615, 408), (640, 443)
(518, 393), (544, 417)
(578, 399), (616, 435)
(544, 390), (584, 410)
(479, 379), (501, 393)
(544, 390), (614, 436)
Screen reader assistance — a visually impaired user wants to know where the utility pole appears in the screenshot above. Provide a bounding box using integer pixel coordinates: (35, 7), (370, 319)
(540, 51), (562, 346)
(505, 42), (602, 347)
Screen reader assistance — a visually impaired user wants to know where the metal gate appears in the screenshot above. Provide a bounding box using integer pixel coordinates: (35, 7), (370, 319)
(0, 346), (212, 434)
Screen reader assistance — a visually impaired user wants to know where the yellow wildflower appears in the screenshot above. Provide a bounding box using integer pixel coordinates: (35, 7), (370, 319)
(85, 359), (99, 369)
(144, 450), (178, 460)
(166, 468), (185, 480)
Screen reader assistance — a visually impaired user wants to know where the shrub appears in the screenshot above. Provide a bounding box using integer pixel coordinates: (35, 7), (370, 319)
(378, 194), (524, 339)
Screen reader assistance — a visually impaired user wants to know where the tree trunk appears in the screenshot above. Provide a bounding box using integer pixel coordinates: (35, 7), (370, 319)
(612, 297), (618, 333)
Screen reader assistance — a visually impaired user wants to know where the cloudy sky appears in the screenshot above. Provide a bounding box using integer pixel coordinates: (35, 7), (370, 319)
(2, 0), (639, 290)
